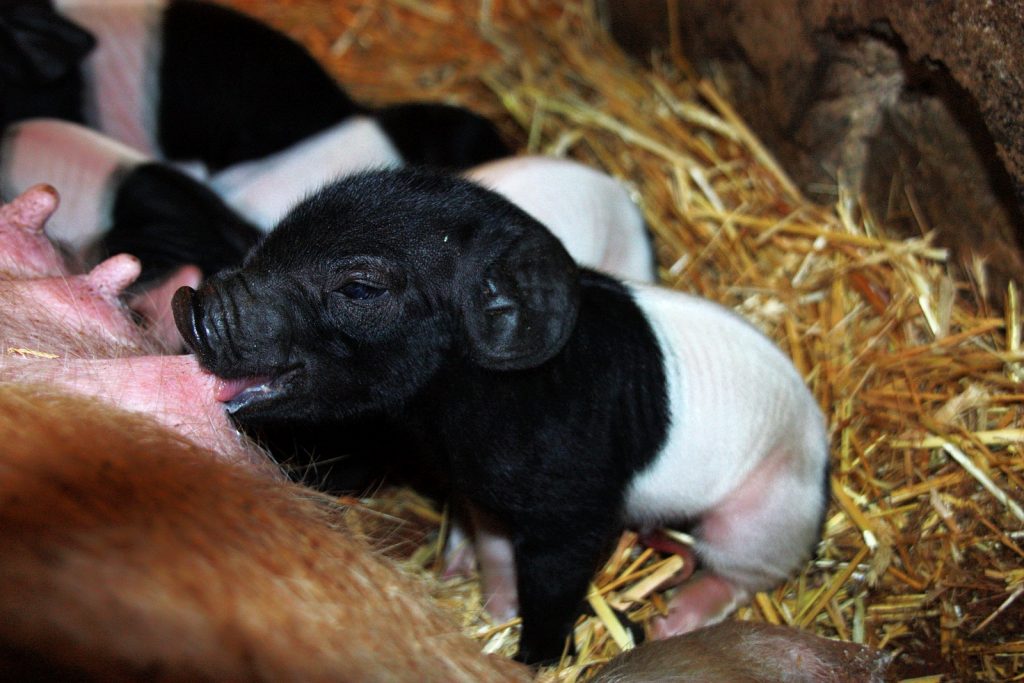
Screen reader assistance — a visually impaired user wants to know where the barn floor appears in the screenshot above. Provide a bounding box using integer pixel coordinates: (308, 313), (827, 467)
(222, 1), (1024, 679)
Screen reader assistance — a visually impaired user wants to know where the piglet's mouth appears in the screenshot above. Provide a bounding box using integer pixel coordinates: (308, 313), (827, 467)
(215, 366), (301, 415)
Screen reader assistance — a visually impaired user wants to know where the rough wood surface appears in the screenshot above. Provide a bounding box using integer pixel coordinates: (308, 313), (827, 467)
(605, 0), (1024, 301)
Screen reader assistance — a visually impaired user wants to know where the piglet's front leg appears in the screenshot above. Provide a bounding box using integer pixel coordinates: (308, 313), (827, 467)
(511, 519), (619, 665)
(458, 506), (519, 622)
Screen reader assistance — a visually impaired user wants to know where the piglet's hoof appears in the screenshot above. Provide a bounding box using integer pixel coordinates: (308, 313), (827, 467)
(650, 572), (747, 640)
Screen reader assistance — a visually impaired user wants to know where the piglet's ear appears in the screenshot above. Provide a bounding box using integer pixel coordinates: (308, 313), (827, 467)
(463, 231), (580, 371)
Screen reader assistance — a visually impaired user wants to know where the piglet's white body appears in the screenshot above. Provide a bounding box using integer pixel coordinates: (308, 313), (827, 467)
(625, 284), (827, 597)
(1, 119), (145, 252)
(466, 156), (655, 282)
(210, 117), (403, 231)
(626, 284), (825, 516)
(55, 0), (165, 158)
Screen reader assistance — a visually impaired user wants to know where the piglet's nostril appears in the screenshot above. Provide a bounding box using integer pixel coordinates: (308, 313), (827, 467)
(172, 286), (211, 363)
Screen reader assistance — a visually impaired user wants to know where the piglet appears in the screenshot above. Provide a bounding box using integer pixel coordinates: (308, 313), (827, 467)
(1, 118), (261, 292)
(208, 115), (404, 230)
(173, 168), (830, 664)
(465, 155), (656, 282)
(32, 1), (506, 172)
(207, 104), (516, 231)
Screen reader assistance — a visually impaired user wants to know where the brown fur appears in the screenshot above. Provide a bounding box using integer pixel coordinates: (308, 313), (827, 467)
(0, 386), (529, 682)
(593, 621), (893, 683)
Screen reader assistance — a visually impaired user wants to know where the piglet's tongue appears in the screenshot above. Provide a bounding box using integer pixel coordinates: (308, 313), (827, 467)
(215, 376), (272, 403)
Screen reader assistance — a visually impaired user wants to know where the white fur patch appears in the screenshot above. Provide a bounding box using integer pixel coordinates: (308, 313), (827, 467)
(57, 0), (166, 157)
(622, 284), (827, 536)
(211, 117), (403, 231)
(465, 156), (654, 282)
(0, 120), (146, 251)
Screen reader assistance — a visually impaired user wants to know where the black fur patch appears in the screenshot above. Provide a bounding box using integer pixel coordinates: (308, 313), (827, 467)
(104, 162), (261, 290)
(0, 1), (94, 129)
(408, 271), (668, 663)
(374, 102), (510, 170)
(158, 1), (360, 170)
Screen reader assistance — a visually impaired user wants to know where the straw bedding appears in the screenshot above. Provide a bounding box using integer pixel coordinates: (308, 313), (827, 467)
(221, 1), (1024, 679)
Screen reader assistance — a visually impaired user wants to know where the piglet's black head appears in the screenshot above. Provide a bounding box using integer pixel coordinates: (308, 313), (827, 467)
(172, 167), (580, 422)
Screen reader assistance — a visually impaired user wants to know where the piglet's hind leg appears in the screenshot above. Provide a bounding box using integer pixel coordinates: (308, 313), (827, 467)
(653, 449), (827, 639)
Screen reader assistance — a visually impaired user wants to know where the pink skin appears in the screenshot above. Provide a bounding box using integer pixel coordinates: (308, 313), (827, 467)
(0, 182), (188, 353)
(651, 452), (804, 639)
(128, 265), (204, 352)
(443, 512), (517, 620)
(0, 184), (69, 278)
(468, 507), (519, 622)
(3, 354), (271, 471)
(0, 185), (151, 352)
(650, 574), (748, 639)
(0, 188), (273, 472)
(2, 253), (152, 352)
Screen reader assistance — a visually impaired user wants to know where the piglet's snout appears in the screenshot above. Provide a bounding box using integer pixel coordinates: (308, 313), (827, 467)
(172, 285), (215, 367)
(173, 274), (296, 378)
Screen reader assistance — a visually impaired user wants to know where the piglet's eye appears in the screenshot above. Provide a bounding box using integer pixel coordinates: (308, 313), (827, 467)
(338, 281), (387, 300)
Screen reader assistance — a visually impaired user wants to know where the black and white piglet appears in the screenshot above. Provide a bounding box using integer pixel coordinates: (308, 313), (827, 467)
(0, 118), (260, 292)
(172, 168), (830, 664)
(465, 155), (656, 283)
(8, 0), (507, 174)
(2, 0), (507, 278)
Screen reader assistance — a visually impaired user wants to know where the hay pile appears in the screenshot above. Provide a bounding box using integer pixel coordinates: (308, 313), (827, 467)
(223, 1), (1024, 679)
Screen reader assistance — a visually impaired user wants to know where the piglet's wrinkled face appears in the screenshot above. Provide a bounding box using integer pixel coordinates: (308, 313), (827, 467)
(172, 168), (581, 423)
(173, 249), (448, 422)
(172, 222), (452, 423)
